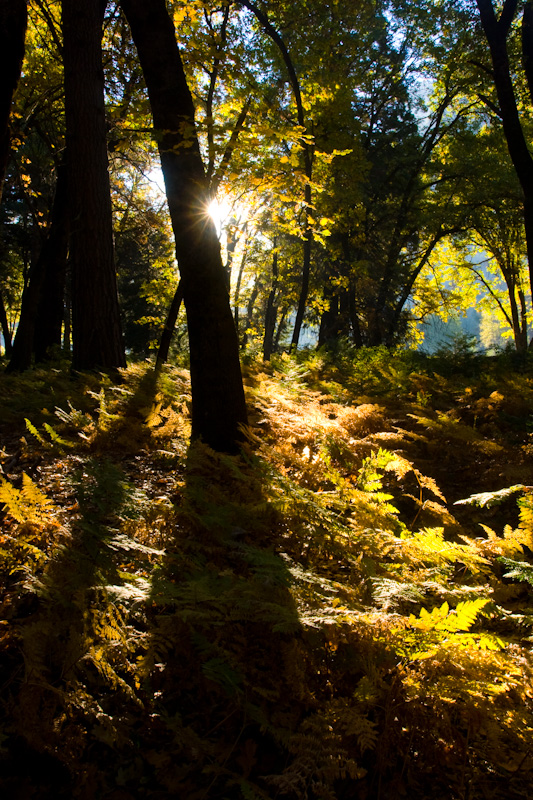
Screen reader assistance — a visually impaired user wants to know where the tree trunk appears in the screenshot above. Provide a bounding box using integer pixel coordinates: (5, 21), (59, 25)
(318, 295), (340, 347)
(349, 289), (363, 348)
(0, 0), (27, 203)
(477, 0), (533, 308)
(263, 243), (279, 361)
(0, 290), (12, 356)
(241, 279), (260, 350)
(62, 0), (126, 372)
(34, 162), (69, 361)
(119, 0), (247, 452)
(274, 307), (288, 351)
(233, 242), (248, 337)
(63, 282), (71, 353)
(6, 162), (69, 372)
(156, 279), (183, 370)
(518, 286), (528, 350)
(237, 1), (313, 353)
(290, 220), (312, 351)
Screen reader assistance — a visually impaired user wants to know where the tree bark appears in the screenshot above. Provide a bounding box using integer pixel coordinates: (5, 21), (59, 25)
(0, 0), (27, 203)
(233, 243), (248, 336)
(62, 0), (126, 372)
(263, 242), (279, 361)
(156, 279), (183, 371)
(274, 307), (288, 351)
(477, 0), (533, 309)
(6, 162), (69, 372)
(119, 0), (247, 452)
(34, 163), (70, 361)
(0, 290), (12, 356)
(241, 279), (260, 349)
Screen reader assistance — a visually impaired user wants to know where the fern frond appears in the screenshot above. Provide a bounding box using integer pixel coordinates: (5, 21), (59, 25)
(455, 484), (526, 509)
(42, 422), (73, 449)
(498, 557), (533, 587)
(0, 473), (57, 525)
(24, 417), (46, 446)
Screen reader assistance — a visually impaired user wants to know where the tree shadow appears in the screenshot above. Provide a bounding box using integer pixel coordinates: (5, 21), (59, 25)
(1, 366), (307, 799)
(136, 440), (305, 798)
(0, 453), (148, 799)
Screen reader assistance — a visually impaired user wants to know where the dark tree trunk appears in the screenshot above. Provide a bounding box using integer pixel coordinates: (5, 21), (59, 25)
(241, 280), (260, 350)
(263, 243), (279, 361)
(0, 0), (27, 203)
(348, 287), (363, 347)
(518, 286), (528, 350)
(290, 221), (312, 351)
(318, 288), (353, 347)
(274, 307), (288, 351)
(318, 295), (340, 347)
(63, 282), (71, 353)
(156, 279), (183, 371)
(477, 0), (533, 308)
(233, 243), (248, 336)
(34, 162), (69, 361)
(6, 163), (69, 372)
(62, 0), (126, 372)
(0, 290), (12, 356)
(237, 1), (313, 353)
(119, 0), (247, 452)
(508, 280), (525, 351)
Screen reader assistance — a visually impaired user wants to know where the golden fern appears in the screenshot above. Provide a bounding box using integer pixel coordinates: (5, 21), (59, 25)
(396, 598), (503, 660)
(0, 473), (58, 526)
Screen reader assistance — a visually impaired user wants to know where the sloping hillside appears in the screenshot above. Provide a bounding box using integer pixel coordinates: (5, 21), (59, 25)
(1, 348), (533, 799)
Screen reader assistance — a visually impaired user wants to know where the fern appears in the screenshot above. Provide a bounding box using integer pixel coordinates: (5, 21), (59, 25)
(455, 484), (527, 508)
(395, 598), (504, 659)
(42, 422), (73, 449)
(0, 473), (57, 525)
(498, 556), (533, 587)
(24, 416), (74, 451)
(24, 417), (47, 446)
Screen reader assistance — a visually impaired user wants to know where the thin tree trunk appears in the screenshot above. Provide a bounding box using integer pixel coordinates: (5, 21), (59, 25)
(241, 280), (260, 350)
(263, 242), (279, 361)
(0, 290), (12, 356)
(236, 1), (313, 353)
(34, 162), (69, 361)
(62, 0), (126, 371)
(63, 282), (71, 353)
(6, 163), (69, 372)
(519, 286), (528, 350)
(477, 0), (533, 310)
(119, 0), (247, 452)
(349, 291), (363, 348)
(233, 243), (248, 336)
(156, 279), (183, 370)
(274, 307), (288, 351)
(318, 294), (340, 347)
(508, 278), (523, 351)
(0, 0), (27, 203)
(290, 217), (313, 351)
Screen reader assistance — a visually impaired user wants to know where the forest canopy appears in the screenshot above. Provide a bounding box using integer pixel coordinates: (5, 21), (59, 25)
(3, 0), (533, 390)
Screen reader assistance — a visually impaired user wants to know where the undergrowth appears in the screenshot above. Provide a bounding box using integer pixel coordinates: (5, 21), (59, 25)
(1, 350), (533, 799)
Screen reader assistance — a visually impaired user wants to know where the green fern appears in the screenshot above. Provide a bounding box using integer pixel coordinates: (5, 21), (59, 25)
(24, 417), (74, 451)
(455, 484), (527, 508)
(498, 556), (533, 587)
(24, 417), (47, 446)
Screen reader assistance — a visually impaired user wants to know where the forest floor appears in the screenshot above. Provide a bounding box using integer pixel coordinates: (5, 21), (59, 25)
(1, 344), (533, 800)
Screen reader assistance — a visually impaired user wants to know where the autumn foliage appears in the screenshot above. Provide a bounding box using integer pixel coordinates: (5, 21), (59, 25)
(0, 348), (532, 798)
